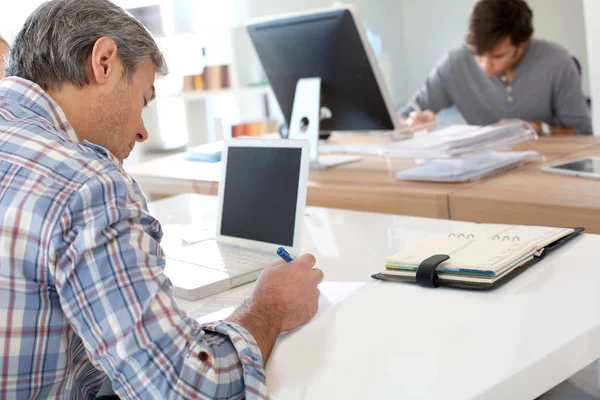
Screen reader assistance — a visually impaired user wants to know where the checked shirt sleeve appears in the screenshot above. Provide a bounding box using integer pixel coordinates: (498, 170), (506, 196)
(52, 170), (267, 399)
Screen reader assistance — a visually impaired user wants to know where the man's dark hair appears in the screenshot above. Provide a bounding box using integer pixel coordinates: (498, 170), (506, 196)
(466, 0), (534, 54)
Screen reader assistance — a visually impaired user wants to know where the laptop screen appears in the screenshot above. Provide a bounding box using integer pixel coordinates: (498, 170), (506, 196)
(220, 146), (302, 246)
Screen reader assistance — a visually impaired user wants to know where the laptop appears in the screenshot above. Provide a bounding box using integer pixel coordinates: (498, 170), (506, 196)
(164, 138), (310, 301)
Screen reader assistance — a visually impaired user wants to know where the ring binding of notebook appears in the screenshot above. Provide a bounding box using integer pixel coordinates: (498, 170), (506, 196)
(372, 226), (584, 290)
(449, 233), (523, 241)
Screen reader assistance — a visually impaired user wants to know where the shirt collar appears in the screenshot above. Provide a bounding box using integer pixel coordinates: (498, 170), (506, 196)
(0, 77), (124, 167)
(0, 76), (79, 142)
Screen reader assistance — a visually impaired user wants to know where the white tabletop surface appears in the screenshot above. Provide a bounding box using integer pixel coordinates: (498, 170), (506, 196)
(148, 193), (600, 400)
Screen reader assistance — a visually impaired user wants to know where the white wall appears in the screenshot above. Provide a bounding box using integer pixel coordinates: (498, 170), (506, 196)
(234, 0), (404, 102)
(3, 0), (591, 127)
(0, 1), (44, 42)
(532, 0), (589, 97)
(393, 0), (472, 105)
(584, 0), (600, 135)
(392, 0), (589, 105)
(235, 0), (589, 107)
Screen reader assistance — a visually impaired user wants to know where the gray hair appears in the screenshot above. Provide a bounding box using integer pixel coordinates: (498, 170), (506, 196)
(5, 0), (168, 89)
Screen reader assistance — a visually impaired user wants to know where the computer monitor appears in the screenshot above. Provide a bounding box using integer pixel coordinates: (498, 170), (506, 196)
(247, 5), (398, 135)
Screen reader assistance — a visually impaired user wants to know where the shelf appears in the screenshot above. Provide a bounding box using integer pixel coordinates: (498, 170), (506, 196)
(157, 85), (271, 101)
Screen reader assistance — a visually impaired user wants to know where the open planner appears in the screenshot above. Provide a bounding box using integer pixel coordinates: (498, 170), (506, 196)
(372, 224), (584, 289)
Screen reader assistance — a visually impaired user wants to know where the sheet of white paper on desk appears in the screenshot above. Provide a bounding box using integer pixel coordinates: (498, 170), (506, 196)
(387, 125), (480, 150)
(396, 151), (537, 182)
(384, 123), (533, 158)
(190, 281), (367, 325)
(304, 208), (341, 258)
(160, 225), (216, 249)
(429, 125), (479, 136)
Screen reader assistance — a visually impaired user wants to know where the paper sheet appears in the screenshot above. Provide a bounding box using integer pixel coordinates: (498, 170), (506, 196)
(384, 122), (533, 158)
(190, 281), (367, 325)
(396, 151), (537, 182)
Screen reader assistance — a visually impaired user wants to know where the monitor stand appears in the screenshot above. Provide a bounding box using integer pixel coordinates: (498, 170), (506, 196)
(288, 77), (362, 169)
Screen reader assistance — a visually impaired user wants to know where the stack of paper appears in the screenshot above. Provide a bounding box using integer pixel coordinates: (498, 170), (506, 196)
(190, 281), (367, 325)
(384, 123), (535, 159)
(396, 150), (538, 182)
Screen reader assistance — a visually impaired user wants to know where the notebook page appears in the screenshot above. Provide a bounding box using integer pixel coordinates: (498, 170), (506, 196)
(448, 224), (575, 250)
(466, 240), (535, 271)
(386, 235), (537, 273)
(386, 235), (473, 265)
(496, 226), (574, 250)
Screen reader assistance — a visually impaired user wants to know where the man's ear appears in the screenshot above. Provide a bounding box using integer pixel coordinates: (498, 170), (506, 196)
(89, 36), (120, 85)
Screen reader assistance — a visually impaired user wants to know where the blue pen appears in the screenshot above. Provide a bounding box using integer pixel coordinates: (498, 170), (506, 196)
(277, 247), (294, 263)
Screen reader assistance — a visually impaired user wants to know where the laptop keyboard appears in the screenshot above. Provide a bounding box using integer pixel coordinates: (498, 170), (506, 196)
(215, 246), (280, 275)
(173, 240), (281, 276)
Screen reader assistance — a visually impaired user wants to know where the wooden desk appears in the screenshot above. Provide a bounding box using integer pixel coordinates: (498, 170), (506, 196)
(127, 134), (474, 218)
(306, 136), (600, 218)
(306, 155), (476, 218)
(515, 136), (600, 157)
(127, 136), (600, 220)
(449, 146), (600, 233)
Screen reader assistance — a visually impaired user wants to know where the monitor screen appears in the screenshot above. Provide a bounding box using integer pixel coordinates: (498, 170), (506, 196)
(247, 8), (395, 132)
(220, 146), (302, 246)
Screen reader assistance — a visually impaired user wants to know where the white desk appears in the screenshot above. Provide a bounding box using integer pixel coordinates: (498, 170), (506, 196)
(148, 194), (600, 400)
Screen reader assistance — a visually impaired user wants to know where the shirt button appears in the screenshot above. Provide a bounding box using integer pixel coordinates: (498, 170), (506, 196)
(507, 96), (513, 103)
(199, 351), (210, 362)
(501, 76), (507, 82)
(507, 86), (512, 93)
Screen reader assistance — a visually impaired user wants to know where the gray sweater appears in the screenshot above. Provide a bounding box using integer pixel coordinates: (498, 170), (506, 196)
(399, 39), (592, 135)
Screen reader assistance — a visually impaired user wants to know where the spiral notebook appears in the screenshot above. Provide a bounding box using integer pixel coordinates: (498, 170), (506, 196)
(372, 224), (584, 289)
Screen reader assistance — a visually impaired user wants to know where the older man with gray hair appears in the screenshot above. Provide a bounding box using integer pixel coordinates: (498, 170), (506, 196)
(0, 0), (323, 398)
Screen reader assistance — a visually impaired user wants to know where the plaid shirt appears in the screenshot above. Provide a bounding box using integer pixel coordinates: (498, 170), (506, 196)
(0, 77), (267, 399)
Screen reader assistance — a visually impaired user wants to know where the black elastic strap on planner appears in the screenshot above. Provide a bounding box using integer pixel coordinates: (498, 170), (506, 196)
(415, 255), (450, 288)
